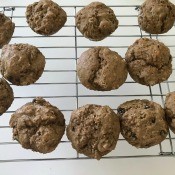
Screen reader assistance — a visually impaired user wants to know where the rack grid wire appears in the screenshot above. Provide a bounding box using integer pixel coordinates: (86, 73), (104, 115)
(0, 5), (175, 163)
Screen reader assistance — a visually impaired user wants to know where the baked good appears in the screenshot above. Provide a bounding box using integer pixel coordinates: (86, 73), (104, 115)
(138, 0), (175, 34)
(67, 104), (120, 160)
(165, 91), (175, 133)
(0, 43), (45, 86)
(0, 78), (14, 115)
(77, 47), (128, 91)
(26, 0), (67, 35)
(0, 13), (15, 48)
(76, 2), (118, 41)
(125, 38), (172, 86)
(9, 97), (65, 153)
(117, 99), (168, 148)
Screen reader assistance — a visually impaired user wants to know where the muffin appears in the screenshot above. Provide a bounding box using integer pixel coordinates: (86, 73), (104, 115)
(77, 47), (128, 91)
(125, 38), (172, 86)
(138, 0), (175, 34)
(0, 13), (15, 48)
(26, 0), (67, 35)
(9, 97), (65, 153)
(0, 43), (45, 86)
(117, 99), (168, 148)
(67, 104), (120, 160)
(165, 91), (175, 133)
(0, 78), (14, 115)
(76, 2), (118, 41)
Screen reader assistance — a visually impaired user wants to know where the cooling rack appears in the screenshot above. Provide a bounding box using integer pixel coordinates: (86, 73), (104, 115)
(0, 4), (175, 164)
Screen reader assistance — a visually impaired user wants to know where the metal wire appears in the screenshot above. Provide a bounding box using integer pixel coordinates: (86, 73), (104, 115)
(0, 5), (175, 163)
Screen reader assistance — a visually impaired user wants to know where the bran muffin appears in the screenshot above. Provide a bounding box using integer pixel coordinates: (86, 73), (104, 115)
(117, 99), (168, 148)
(77, 47), (128, 91)
(0, 13), (15, 48)
(76, 2), (118, 41)
(9, 97), (65, 153)
(0, 43), (45, 86)
(165, 91), (175, 133)
(138, 0), (175, 34)
(125, 38), (172, 86)
(26, 0), (67, 35)
(0, 78), (14, 115)
(67, 104), (120, 160)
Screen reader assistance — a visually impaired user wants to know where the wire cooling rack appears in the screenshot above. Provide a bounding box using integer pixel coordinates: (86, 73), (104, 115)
(0, 5), (175, 163)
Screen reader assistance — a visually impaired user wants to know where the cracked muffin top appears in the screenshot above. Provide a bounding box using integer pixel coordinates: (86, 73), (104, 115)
(0, 78), (14, 115)
(125, 38), (172, 86)
(138, 0), (175, 34)
(117, 99), (168, 148)
(77, 47), (128, 91)
(0, 13), (15, 48)
(76, 1), (118, 41)
(0, 43), (45, 86)
(165, 91), (175, 133)
(67, 104), (120, 160)
(9, 97), (65, 153)
(26, 0), (67, 35)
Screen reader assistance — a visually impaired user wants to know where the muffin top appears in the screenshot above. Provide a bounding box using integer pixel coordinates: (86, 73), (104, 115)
(165, 91), (175, 133)
(67, 104), (120, 160)
(0, 13), (15, 48)
(0, 43), (45, 86)
(77, 47), (128, 91)
(76, 2), (118, 41)
(26, 0), (67, 35)
(0, 78), (14, 115)
(138, 0), (175, 34)
(125, 38), (172, 86)
(117, 99), (168, 148)
(9, 97), (65, 153)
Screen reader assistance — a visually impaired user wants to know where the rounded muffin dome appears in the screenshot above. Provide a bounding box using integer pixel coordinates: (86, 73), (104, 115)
(26, 0), (67, 35)
(138, 0), (175, 34)
(0, 13), (15, 48)
(0, 43), (46, 86)
(77, 47), (128, 91)
(67, 104), (120, 160)
(117, 99), (168, 148)
(9, 97), (65, 153)
(125, 38), (172, 86)
(76, 1), (118, 41)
